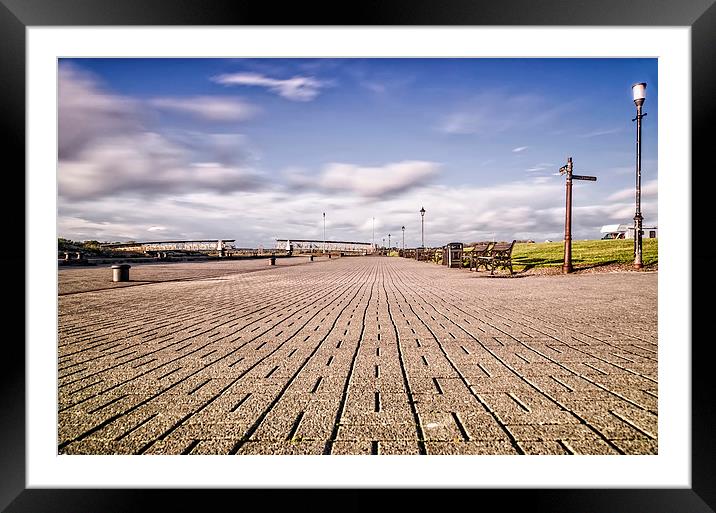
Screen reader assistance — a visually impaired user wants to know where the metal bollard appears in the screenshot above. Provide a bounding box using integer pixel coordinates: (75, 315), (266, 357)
(310, 255), (314, 262)
(111, 264), (131, 282)
(328, 254), (332, 259)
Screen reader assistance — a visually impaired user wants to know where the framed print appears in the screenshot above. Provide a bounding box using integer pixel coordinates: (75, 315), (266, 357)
(3, 0), (714, 511)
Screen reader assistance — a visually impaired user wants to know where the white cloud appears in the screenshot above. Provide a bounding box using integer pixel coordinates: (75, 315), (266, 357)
(212, 72), (328, 101)
(317, 161), (441, 198)
(58, 133), (266, 200)
(59, 174), (659, 247)
(59, 64), (267, 201)
(149, 96), (258, 121)
(512, 146), (528, 153)
(59, 64), (142, 160)
(607, 179), (658, 201)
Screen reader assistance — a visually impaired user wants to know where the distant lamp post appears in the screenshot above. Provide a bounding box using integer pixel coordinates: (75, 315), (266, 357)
(372, 217), (375, 251)
(420, 207), (426, 248)
(388, 233), (391, 250)
(401, 225), (405, 253)
(323, 212), (326, 254)
(632, 82), (647, 270)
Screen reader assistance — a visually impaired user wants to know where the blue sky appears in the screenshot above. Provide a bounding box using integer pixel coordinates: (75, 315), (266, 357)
(58, 58), (657, 247)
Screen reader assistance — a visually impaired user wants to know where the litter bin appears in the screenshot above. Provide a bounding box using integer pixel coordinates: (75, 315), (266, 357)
(446, 242), (463, 268)
(270, 255), (276, 265)
(111, 264), (131, 282)
(310, 255), (314, 262)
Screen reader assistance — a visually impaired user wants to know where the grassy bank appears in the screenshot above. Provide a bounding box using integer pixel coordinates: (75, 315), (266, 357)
(512, 238), (658, 271)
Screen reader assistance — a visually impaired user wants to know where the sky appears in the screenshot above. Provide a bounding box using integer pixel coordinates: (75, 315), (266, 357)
(57, 58), (658, 248)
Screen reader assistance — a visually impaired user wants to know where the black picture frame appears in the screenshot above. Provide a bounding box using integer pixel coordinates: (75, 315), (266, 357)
(2, 1), (712, 512)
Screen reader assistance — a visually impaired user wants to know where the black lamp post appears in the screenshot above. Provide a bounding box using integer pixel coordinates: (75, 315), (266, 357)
(401, 225), (405, 254)
(632, 82), (646, 269)
(388, 233), (391, 250)
(420, 207), (426, 248)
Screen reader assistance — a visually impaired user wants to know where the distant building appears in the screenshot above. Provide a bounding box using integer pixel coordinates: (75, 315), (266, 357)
(600, 224), (657, 240)
(626, 226), (658, 239)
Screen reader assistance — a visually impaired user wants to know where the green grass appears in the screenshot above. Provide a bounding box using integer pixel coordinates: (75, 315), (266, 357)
(511, 238), (658, 271)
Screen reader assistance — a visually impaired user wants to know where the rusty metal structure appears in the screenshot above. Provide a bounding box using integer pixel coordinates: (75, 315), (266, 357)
(275, 239), (374, 255)
(101, 239), (235, 253)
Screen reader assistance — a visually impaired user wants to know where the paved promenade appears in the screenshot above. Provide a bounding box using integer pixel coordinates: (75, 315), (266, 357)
(58, 256), (657, 455)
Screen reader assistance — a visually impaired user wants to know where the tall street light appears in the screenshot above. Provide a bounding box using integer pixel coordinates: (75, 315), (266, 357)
(388, 233), (391, 250)
(632, 82), (647, 270)
(323, 212), (326, 254)
(420, 207), (426, 248)
(401, 226), (405, 254)
(372, 217), (375, 251)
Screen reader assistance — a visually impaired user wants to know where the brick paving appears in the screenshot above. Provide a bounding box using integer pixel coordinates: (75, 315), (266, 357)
(57, 256), (657, 455)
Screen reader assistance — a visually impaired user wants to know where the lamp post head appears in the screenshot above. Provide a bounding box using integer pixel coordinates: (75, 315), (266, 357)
(632, 82), (646, 107)
(402, 226), (405, 231)
(420, 207), (425, 217)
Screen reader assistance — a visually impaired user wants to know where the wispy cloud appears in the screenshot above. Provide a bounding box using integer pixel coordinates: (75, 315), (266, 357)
(438, 92), (576, 136)
(512, 146), (528, 153)
(212, 72), (328, 101)
(440, 113), (480, 135)
(526, 162), (554, 173)
(149, 96), (259, 121)
(578, 127), (621, 138)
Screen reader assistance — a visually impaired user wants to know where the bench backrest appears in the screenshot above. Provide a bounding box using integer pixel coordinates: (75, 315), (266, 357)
(491, 240), (516, 256)
(471, 242), (493, 255)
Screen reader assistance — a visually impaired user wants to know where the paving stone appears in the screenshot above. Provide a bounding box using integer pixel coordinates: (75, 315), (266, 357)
(58, 257), (657, 455)
(424, 440), (519, 455)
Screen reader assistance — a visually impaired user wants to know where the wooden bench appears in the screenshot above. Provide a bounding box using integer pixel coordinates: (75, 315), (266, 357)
(469, 242), (494, 271)
(476, 240), (516, 275)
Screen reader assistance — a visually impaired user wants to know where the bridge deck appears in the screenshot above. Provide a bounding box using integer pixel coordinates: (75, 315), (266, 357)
(58, 256), (657, 455)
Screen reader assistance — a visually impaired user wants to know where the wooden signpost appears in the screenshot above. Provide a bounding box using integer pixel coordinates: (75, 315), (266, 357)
(560, 157), (597, 273)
